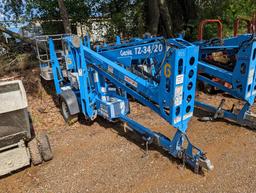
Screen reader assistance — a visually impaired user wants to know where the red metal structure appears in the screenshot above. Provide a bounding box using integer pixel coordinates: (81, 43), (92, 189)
(251, 12), (256, 34)
(234, 13), (256, 37)
(234, 17), (253, 37)
(197, 19), (223, 41)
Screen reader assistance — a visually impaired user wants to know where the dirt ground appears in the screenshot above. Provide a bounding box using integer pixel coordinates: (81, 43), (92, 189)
(1, 68), (256, 193)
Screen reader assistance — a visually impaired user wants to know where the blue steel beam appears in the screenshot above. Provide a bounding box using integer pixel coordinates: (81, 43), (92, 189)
(198, 61), (233, 83)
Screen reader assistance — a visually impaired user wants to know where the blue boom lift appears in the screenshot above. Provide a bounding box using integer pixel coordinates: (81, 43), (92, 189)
(49, 35), (213, 173)
(96, 20), (256, 129)
(194, 19), (256, 129)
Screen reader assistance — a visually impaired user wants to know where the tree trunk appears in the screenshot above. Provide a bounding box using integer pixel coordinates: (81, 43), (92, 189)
(146, 0), (160, 35)
(57, 0), (72, 34)
(178, 0), (197, 23)
(158, 0), (172, 37)
(0, 25), (45, 49)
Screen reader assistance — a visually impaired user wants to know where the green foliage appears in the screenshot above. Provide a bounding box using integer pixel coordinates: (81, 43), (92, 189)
(26, 0), (90, 22)
(1, 0), (255, 39)
(192, 0), (256, 40)
(1, 0), (91, 33)
(0, 0), (25, 21)
(95, 0), (145, 38)
(25, 0), (91, 33)
(225, 0), (256, 20)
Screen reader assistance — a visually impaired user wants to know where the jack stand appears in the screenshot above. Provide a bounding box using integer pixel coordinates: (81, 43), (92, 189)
(145, 140), (149, 156)
(123, 122), (133, 133)
(195, 99), (256, 129)
(123, 122), (128, 133)
(199, 99), (225, 121)
(143, 137), (152, 157)
(182, 149), (186, 168)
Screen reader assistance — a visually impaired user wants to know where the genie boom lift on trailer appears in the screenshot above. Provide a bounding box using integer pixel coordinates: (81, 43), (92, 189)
(48, 35), (213, 173)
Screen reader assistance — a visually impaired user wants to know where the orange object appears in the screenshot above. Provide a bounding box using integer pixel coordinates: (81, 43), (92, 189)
(234, 12), (256, 37)
(198, 19), (223, 41)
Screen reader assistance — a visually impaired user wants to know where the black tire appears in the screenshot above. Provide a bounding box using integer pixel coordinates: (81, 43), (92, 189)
(38, 134), (53, 162)
(28, 138), (43, 165)
(60, 97), (78, 125)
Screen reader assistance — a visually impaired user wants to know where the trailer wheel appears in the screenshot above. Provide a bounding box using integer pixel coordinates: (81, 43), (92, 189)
(38, 134), (53, 162)
(28, 138), (43, 165)
(60, 98), (78, 125)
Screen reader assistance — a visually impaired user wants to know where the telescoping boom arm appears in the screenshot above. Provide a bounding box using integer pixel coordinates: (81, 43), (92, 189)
(49, 35), (213, 173)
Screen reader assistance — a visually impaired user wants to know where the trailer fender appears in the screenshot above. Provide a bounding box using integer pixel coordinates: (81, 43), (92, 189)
(59, 90), (80, 115)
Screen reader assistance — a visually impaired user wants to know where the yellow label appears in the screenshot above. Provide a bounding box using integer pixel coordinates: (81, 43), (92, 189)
(164, 63), (171, 78)
(66, 58), (72, 65)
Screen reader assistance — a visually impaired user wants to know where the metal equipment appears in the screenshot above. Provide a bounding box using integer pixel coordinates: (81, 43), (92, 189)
(194, 19), (256, 129)
(197, 19), (223, 41)
(35, 34), (67, 80)
(49, 35), (213, 173)
(0, 80), (53, 176)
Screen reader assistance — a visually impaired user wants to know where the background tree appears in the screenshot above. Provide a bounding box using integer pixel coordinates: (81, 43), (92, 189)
(0, 0), (255, 40)
(57, 0), (71, 34)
